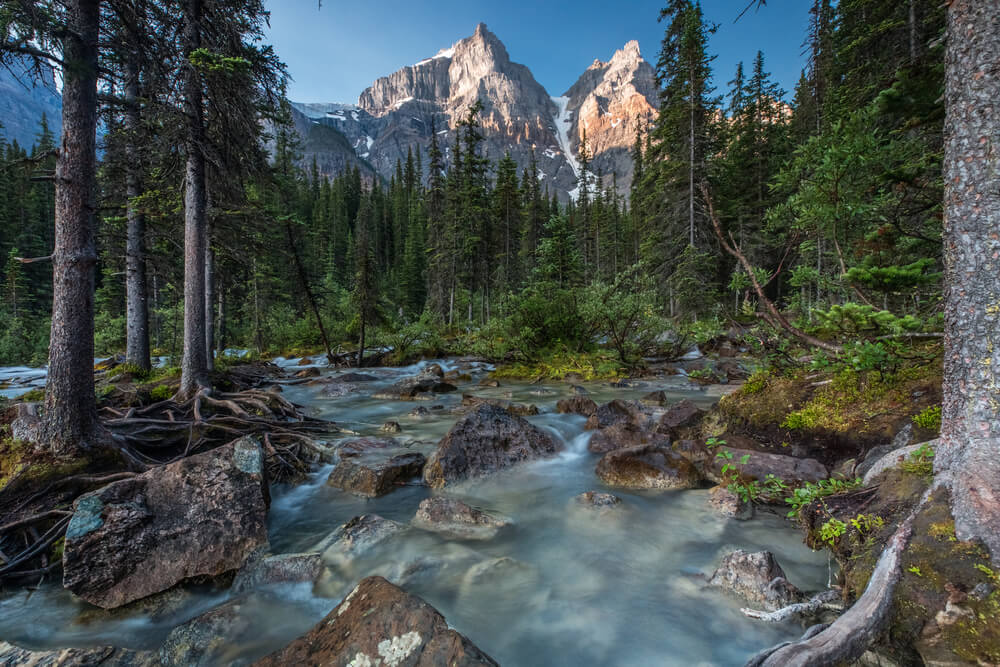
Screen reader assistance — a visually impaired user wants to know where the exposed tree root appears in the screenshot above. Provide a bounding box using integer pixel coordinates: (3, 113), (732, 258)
(745, 486), (934, 667)
(2, 383), (338, 585)
(741, 589), (841, 622)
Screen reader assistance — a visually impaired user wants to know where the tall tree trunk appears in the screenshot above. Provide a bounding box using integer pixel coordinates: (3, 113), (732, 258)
(216, 286), (225, 358)
(124, 57), (150, 371)
(179, 0), (209, 397)
(937, 0), (1000, 566)
(284, 219), (335, 363)
(42, 0), (101, 457)
(204, 243), (215, 371)
(357, 318), (365, 368)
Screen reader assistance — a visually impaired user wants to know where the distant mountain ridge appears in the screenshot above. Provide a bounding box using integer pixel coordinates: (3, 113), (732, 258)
(0, 59), (62, 150)
(292, 24), (658, 200)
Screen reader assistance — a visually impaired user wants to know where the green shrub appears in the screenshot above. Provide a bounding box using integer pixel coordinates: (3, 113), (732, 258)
(913, 405), (942, 432)
(150, 385), (173, 401)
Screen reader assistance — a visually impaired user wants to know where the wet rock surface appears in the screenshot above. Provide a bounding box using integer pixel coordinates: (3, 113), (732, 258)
(707, 549), (803, 611)
(423, 404), (562, 488)
(595, 444), (701, 490)
(62, 437), (269, 609)
(587, 422), (667, 454)
(313, 514), (408, 566)
(573, 491), (623, 508)
(657, 399), (705, 437)
(253, 576), (498, 666)
(585, 399), (647, 430)
(374, 373), (457, 400)
(0, 643), (157, 666)
(556, 395), (598, 416)
(707, 485), (753, 520)
(412, 496), (512, 540)
(459, 393), (539, 416)
(327, 451), (427, 497)
(232, 552), (325, 594)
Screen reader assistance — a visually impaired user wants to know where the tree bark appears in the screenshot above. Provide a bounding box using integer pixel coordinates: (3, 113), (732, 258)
(42, 0), (101, 457)
(179, 0), (210, 397)
(936, 0), (1000, 566)
(124, 55), (150, 371)
(205, 243), (215, 371)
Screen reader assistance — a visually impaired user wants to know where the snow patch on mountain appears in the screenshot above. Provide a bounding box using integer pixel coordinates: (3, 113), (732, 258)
(551, 95), (580, 180)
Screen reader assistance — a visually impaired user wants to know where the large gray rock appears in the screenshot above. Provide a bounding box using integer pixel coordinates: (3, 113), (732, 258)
(253, 576), (498, 666)
(159, 599), (249, 667)
(62, 437), (269, 609)
(862, 441), (936, 485)
(657, 399), (705, 436)
(707, 550), (803, 611)
(373, 373), (457, 400)
(412, 497), (511, 540)
(706, 447), (829, 485)
(327, 452), (426, 497)
(0, 643), (156, 666)
(585, 399), (647, 430)
(556, 396), (598, 417)
(588, 422), (667, 454)
(459, 394), (539, 416)
(595, 443), (701, 490)
(423, 404), (562, 488)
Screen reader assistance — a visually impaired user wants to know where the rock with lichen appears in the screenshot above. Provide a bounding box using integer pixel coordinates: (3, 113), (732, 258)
(252, 576), (498, 666)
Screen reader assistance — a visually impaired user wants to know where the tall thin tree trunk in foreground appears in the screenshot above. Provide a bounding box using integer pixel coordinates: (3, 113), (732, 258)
(124, 56), (151, 371)
(179, 0), (210, 397)
(205, 243), (215, 371)
(936, 0), (1000, 566)
(42, 0), (101, 457)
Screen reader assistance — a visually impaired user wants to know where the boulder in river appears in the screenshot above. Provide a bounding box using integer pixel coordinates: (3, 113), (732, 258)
(707, 549), (803, 611)
(159, 598), (250, 666)
(595, 443), (701, 490)
(313, 514), (408, 566)
(374, 373), (457, 400)
(412, 497), (512, 540)
(657, 399), (705, 437)
(337, 436), (399, 458)
(331, 372), (379, 383)
(587, 422), (667, 454)
(253, 576), (498, 666)
(460, 393), (539, 416)
(423, 404), (562, 488)
(573, 491), (623, 509)
(706, 447), (828, 485)
(556, 396), (598, 417)
(585, 399), (648, 430)
(327, 452), (427, 498)
(62, 436), (269, 609)
(707, 485), (753, 520)
(232, 552), (326, 595)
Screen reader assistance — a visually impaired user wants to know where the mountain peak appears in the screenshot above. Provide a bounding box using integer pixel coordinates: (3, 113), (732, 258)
(614, 40), (643, 63)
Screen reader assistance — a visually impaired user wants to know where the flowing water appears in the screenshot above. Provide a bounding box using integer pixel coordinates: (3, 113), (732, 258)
(0, 359), (828, 665)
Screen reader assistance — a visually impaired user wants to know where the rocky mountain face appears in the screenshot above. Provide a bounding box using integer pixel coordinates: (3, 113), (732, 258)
(561, 40), (658, 194)
(293, 24), (658, 201)
(0, 58), (62, 150)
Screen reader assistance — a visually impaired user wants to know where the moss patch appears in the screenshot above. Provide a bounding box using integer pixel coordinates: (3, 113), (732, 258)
(493, 350), (628, 381)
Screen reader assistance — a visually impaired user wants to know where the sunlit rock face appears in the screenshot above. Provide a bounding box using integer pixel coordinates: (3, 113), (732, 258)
(292, 26), (658, 201)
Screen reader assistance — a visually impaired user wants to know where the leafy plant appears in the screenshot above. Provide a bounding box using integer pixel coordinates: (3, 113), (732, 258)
(819, 518), (847, 546)
(912, 405), (942, 432)
(785, 477), (864, 519)
(150, 385), (173, 401)
(901, 442), (935, 476)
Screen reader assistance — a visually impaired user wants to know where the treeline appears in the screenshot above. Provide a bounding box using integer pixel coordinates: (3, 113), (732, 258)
(0, 0), (947, 373)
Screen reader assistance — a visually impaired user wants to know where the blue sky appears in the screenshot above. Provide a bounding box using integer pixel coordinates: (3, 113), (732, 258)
(264, 1), (811, 104)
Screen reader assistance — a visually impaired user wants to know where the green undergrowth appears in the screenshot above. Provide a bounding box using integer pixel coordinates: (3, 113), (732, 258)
(492, 349), (628, 381)
(717, 354), (942, 444)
